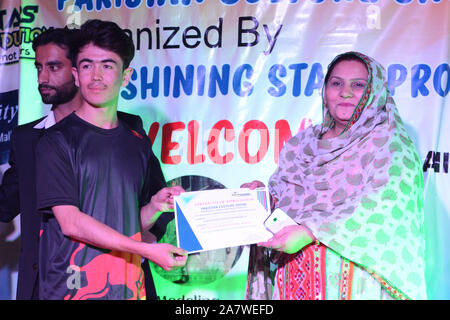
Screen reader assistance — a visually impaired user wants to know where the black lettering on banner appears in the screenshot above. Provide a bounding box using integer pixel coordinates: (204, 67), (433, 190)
(164, 26), (180, 49)
(124, 18), (224, 51)
(0, 5), (39, 30)
(423, 151), (449, 173)
(182, 26), (201, 49)
(21, 6), (38, 24)
(238, 16), (259, 47)
(204, 17), (222, 48)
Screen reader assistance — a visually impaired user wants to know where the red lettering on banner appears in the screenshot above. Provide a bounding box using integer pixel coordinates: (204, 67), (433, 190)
(238, 120), (269, 164)
(274, 118), (313, 163)
(148, 122), (159, 144)
(161, 122), (185, 164)
(150, 118), (312, 165)
(274, 120), (292, 164)
(187, 120), (206, 164)
(207, 120), (235, 164)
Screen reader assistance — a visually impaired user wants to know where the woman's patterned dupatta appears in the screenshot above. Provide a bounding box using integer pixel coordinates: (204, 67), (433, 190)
(247, 52), (426, 300)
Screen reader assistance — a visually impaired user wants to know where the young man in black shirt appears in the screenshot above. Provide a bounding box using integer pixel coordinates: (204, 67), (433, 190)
(36, 20), (187, 300)
(0, 27), (150, 300)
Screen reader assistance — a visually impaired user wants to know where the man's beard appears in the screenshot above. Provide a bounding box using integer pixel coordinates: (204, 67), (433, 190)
(39, 78), (78, 105)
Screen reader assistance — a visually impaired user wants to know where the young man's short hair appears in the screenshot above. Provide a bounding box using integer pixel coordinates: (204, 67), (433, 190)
(72, 19), (135, 70)
(32, 27), (79, 63)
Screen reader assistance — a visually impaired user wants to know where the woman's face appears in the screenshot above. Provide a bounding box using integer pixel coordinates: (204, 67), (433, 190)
(324, 59), (369, 130)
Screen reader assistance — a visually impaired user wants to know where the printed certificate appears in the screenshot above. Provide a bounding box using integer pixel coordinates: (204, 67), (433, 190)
(174, 188), (273, 253)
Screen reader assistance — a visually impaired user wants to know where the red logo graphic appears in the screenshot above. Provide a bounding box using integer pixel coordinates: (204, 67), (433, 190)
(66, 233), (145, 300)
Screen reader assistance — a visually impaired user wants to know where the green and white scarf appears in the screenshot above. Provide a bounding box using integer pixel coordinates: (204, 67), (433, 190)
(266, 52), (426, 299)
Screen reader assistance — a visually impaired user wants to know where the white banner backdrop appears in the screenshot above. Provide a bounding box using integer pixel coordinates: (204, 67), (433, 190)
(0, 0), (448, 299)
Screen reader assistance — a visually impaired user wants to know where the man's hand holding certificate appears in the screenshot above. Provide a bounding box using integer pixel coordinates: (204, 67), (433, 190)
(174, 188), (276, 253)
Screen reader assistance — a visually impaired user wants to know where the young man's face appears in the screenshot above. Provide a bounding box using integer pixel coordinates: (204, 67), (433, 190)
(35, 43), (78, 105)
(72, 43), (132, 109)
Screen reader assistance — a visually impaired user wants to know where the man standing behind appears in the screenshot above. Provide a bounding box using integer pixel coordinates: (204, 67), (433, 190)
(0, 28), (82, 300)
(35, 19), (187, 300)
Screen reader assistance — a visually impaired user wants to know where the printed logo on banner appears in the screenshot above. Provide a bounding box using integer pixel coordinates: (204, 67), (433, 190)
(0, 5), (42, 64)
(0, 90), (18, 165)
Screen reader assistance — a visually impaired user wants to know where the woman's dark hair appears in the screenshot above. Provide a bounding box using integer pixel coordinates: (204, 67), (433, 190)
(324, 52), (368, 85)
(32, 27), (79, 63)
(71, 19), (135, 69)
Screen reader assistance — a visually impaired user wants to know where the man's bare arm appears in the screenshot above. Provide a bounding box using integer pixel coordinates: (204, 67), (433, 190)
(52, 205), (187, 271)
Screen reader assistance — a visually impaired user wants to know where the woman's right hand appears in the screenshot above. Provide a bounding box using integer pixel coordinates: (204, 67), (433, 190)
(240, 180), (266, 189)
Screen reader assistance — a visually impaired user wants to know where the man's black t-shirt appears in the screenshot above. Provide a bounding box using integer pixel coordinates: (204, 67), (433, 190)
(36, 112), (154, 300)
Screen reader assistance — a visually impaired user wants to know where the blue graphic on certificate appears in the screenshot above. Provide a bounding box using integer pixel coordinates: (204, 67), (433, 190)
(174, 188), (274, 253)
